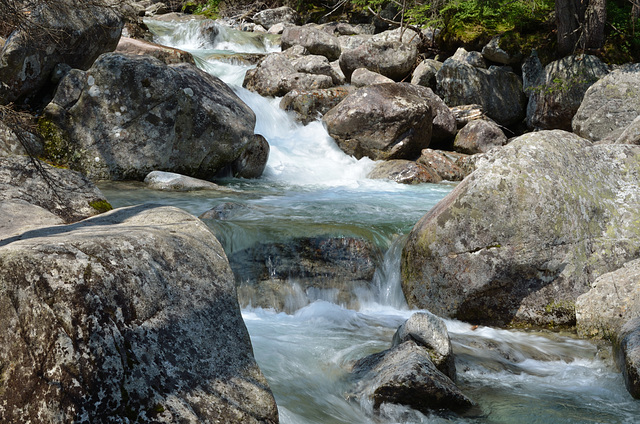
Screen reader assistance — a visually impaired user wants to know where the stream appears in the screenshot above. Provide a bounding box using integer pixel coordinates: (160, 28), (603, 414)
(97, 18), (640, 423)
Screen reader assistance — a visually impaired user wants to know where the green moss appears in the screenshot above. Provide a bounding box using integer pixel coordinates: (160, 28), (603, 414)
(37, 117), (72, 167)
(83, 263), (93, 282)
(89, 200), (113, 214)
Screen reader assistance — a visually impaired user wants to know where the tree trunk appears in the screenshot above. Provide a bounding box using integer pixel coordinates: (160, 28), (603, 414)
(581, 0), (606, 51)
(555, 0), (606, 56)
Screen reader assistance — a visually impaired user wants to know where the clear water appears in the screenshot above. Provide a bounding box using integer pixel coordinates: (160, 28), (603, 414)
(101, 17), (640, 423)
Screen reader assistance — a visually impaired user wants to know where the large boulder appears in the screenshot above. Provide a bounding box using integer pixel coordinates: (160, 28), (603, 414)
(253, 6), (300, 29)
(611, 115), (640, 145)
(323, 83), (432, 160)
(0, 156), (110, 224)
(115, 36), (195, 65)
(526, 54), (609, 131)
(416, 149), (468, 182)
(0, 205), (279, 423)
(0, 0), (123, 104)
(349, 341), (475, 414)
(572, 64), (640, 142)
(615, 317), (640, 399)
(339, 40), (417, 82)
(481, 36), (523, 65)
(411, 59), (443, 90)
(403, 84), (457, 147)
(281, 25), (341, 61)
(279, 86), (353, 124)
(402, 130), (640, 327)
(576, 259), (640, 339)
(351, 68), (394, 87)
(453, 119), (507, 154)
(436, 59), (526, 127)
(41, 53), (267, 180)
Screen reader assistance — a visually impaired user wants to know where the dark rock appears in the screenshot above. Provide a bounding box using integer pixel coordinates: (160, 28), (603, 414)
(615, 317), (640, 399)
(416, 149), (467, 182)
(454, 119), (507, 154)
(280, 86), (353, 124)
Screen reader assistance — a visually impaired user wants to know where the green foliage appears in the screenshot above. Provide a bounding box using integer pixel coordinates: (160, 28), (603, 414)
(602, 0), (640, 63)
(191, 0), (223, 19)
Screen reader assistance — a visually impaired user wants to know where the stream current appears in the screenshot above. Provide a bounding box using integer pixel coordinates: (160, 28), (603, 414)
(97, 18), (640, 423)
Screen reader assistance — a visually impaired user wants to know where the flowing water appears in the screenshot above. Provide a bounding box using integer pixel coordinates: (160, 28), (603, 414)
(99, 18), (640, 423)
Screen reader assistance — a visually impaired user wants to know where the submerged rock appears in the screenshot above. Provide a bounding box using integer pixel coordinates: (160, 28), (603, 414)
(0, 205), (279, 423)
(144, 170), (235, 192)
(402, 130), (640, 327)
(41, 53), (266, 180)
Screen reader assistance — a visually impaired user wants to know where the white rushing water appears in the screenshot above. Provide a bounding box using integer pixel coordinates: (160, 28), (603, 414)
(107, 17), (640, 423)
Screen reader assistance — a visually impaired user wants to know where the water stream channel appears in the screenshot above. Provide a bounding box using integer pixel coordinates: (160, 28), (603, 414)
(97, 18), (640, 423)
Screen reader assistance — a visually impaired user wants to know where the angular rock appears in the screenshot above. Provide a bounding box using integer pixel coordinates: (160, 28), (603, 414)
(253, 6), (300, 29)
(0, 0), (123, 104)
(339, 40), (417, 82)
(417, 149), (467, 182)
(291, 55), (343, 85)
(367, 160), (441, 184)
(402, 130), (640, 327)
(454, 119), (507, 154)
(576, 259), (640, 339)
(436, 59), (526, 126)
(0, 112), (43, 157)
(281, 25), (341, 61)
(0, 156), (110, 224)
(116, 36), (196, 65)
(351, 68), (394, 87)
(228, 236), (381, 312)
(323, 83), (432, 160)
(0, 205), (279, 423)
(522, 51), (543, 97)
(41, 53), (266, 180)
(400, 83), (457, 148)
(611, 115), (640, 145)
(526, 54), (609, 131)
(451, 47), (487, 68)
(615, 317), (640, 399)
(481, 36), (523, 65)
(280, 86), (353, 124)
(411, 59), (443, 90)
(450, 104), (485, 129)
(572, 64), (640, 142)
(349, 341), (475, 414)
(391, 311), (456, 380)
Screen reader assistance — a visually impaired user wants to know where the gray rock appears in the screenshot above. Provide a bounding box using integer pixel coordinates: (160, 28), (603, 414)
(349, 341), (476, 414)
(615, 317), (640, 399)
(0, 0), (123, 105)
(0, 113), (43, 157)
(253, 6), (300, 30)
(367, 160), (442, 184)
(402, 130), (640, 327)
(391, 312), (456, 380)
(267, 22), (290, 35)
(228, 236), (381, 312)
(339, 40), (417, 82)
(281, 25), (341, 61)
(42, 53), (266, 180)
(411, 59), (443, 90)
(416, 149), (467, 182)
(526, 54), (609, 131)
(451, 47), (487, 68)
(323, 83), (432, 160)
(0, 205), (279, 423)
(450, 104), (485, 129)
(572, 64), (640, 142)
(481, 36), (523, 65)
(351, 68), (394, 87)
(280, 86), (353, 124)
(115, 36), (196, 65)
(611, 115), (640, 145)
(291, 55), (343, 85)
(0, 156), (110, 224)
(576, 259), (640, 339)
(0, 200), (64, 241)
(522, 51), (543, 97)
(436, 60), (526, 126)
(144, 171), (235, 192)
(454, 119), (507, 154)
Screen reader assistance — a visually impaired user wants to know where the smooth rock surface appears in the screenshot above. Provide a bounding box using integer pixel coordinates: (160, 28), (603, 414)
(402, 130), (640, 327)
(339, 40), (417, 82)
(453, 119), (507, 154)
(281, 25), (341, 61)
(0, 205), (279, 423)
(367, 160), (441, 184)
(116, 36), (196, 65)
(144, 170), (233, 192)
(351, 68), (394, 87)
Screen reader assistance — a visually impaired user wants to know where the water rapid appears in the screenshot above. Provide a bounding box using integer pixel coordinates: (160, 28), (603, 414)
(98, 18), (640, 423)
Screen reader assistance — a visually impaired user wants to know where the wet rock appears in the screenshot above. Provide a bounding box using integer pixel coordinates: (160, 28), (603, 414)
(576, 258), (640, 340)
(280, 86), (353, 124)
(526, 54), (609, 131)
(323, 83), (432, 160)
(41, 53), (266, 180)
(436, 59), (526, 127)
(402, 130), (640, 327)
(199, 202), (253, 220)
(615, 317), (640, 399)
(453, 119), (507, 154)
(349, 341), (475, 414)
(481, 36), (523, 65)
(144, 171), (233, 192)
(116, 36), (196, 65)
(411, 59), (443, 90)
(391, 311), (456, 380)
(0, 205), (279, 423)
(0, 0), (123, 105)
(367, 160), (441, 184)
(0, 156), (110, 224)
(281, 25), (341, 61)
(351, 68), (394, 87)
(253, 6), (300, 30)
(416, 149), (467, 182)
(339, 40), (417, 82)
(229, 236), (381, 312)
(572, 64), (640, 142)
